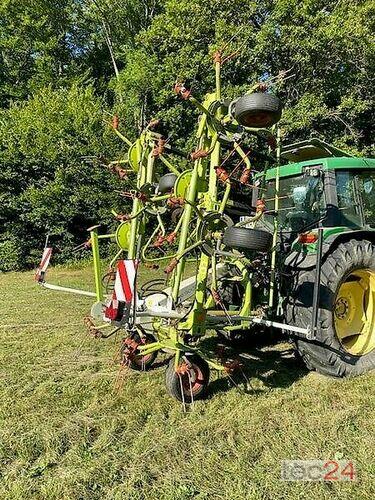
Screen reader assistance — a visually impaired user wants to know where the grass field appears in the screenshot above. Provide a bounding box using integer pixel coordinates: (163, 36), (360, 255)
(0, 265), (374, 499)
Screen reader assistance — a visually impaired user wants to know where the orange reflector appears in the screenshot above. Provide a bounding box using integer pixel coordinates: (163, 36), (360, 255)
(298, 232), (318, 244)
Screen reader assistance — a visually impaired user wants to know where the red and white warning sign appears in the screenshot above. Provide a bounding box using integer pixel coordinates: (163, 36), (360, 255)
(35, 247), (53, 282)
(104, 260), (138, 322)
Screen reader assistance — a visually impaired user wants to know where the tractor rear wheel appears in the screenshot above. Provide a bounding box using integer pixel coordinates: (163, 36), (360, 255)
(286, 239), (375, 377)
(165, 354), (210, 402)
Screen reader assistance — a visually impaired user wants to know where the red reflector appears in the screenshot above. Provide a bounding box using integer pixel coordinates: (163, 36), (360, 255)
(298, 232), (318, 244)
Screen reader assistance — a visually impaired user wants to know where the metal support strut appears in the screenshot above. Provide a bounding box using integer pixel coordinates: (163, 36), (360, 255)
(309, 227), (324, 339)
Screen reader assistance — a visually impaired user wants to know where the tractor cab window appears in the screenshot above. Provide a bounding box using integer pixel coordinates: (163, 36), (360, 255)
(358, 172), (375, 227)
(336, 170), (375, 228)
(265, 173), (324, 233)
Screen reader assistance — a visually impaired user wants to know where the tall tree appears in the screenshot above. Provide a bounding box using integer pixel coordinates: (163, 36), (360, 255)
(113, 0), (374, 153)
(0, 0), (374, 270)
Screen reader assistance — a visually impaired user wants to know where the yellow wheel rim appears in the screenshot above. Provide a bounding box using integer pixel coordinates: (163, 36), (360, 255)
(334, 269), (375, 356)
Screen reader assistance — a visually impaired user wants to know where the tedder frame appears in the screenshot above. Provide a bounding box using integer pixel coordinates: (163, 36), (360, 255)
(36, 48), (375, 402)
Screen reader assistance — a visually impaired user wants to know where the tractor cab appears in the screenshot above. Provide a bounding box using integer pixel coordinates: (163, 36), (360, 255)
(263, 139), (375, 238)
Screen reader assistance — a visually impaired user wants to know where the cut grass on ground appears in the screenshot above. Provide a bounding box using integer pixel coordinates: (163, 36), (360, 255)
(0, 265), (374, 499)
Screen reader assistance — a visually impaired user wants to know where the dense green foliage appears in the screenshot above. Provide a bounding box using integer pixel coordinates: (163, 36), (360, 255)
(0, 0), (374, 270)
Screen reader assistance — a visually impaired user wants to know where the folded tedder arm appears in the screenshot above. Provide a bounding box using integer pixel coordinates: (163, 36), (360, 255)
(36, 49), (316, 403)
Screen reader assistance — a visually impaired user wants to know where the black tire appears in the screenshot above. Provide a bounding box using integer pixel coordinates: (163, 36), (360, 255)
(234, 93), (282, 128)
(123, 332), (158, 371)
(158, 173), (177, 194)
(223, 226), (273, 252)
(216, 324), (281, 347)
(165, 354), (210, 402)
(215, 270), (279, 347)
(171, 207), (184, 223)
(216, 328), (257, 345)
(286, 239), (375, 377)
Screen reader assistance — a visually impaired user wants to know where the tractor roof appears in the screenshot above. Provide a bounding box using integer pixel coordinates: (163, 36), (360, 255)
(266, 156), (375, 180)
(280, 138), (351, 162)
(265, 138), (375, 180)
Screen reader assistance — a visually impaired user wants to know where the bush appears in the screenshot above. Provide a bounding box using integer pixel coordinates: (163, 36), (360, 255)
(0, 240), (22, 272)
(0, 84), (128, 270)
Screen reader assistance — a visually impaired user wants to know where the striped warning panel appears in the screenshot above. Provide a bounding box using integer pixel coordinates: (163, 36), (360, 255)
(35, 247), (53, 282)
(104, 260), (138, 322)
(114, 260), (137, 303)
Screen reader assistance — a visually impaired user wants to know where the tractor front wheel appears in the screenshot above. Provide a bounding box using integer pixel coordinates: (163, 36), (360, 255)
(165, 354), (210, 402)
(287, 239), (375, 377)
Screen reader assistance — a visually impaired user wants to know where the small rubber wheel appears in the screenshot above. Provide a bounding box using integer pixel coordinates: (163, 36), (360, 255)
(165, 354), (210, 402)
(158, 173), (177, 194)
(171, 206), (184, 223)
(124, 332), (158, 371)
(223, 226), (273, 252)
(216, 326), (281, 347)
(234, 93), (282, 128)
(216, 329), (250, 344)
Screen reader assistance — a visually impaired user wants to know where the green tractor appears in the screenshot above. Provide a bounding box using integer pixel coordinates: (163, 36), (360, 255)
(266, 143), (375, 377)
(35, 51), (375, 403)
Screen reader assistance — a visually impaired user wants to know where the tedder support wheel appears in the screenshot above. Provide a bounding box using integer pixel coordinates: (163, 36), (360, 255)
(158, 173), (177, 194)
(234, 93), (282, 128)
(223, 226), (273, 252)
(286, 239), (375, 377)
(215, 280), (260, 346)
(165, 354), (210, 403)
(122, 332), (158, 371)
(216, 326), (281, 347)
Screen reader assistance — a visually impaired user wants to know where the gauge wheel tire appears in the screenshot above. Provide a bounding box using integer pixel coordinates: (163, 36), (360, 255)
(126, 332), (158, 371)
(234, 93), (282, 128)
(216, 276), (279, 347)
(165, 354), (210, 403)
(158, 173), (177, 194)
(216, 328), (258, 346)
(223, 226), (273, 252)
(214, 281), (259, 346)
(286, 239), (375, 377)
(216, 326), (281, 347)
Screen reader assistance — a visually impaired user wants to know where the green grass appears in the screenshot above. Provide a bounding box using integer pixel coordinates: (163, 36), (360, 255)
(0, 266), (374, 499)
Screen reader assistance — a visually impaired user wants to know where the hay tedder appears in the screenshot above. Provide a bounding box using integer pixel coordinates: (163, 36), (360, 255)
(36, 51), (375, 403)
